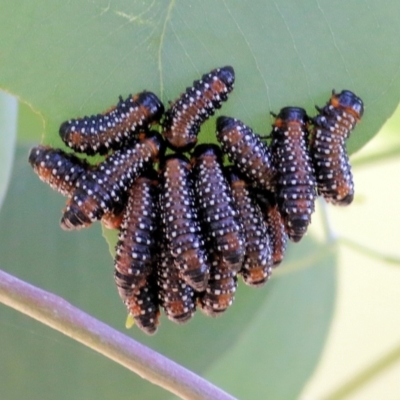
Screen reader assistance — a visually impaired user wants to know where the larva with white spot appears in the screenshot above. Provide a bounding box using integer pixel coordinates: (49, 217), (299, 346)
(226, 167), (273, 287)
(157, 240), (196, 323)
(160, 154), (209, 292)
(191, 144), (245, 272)
(28, 145), (124, 229)
(28, 145), (90, 197)
(60, 130), (165, 230)
(59, 91), (164, 155)
(216, 116), (275, 191)
(310, 90), (364, 205)
(114, 168), (159, 302)
(124, 271), (160, 335)
(270, 107), (317, 243)
(163, 66), (235, 151)
(252, 189), (288, 268)
(198, 246), (238, 317)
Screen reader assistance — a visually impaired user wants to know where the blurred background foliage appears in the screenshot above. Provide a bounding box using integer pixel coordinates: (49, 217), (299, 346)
(1, 1), (400, 399)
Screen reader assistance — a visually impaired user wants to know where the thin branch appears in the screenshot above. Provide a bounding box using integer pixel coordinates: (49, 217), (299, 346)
(321, 341), (400, 400)
(0, 269), (237, 400)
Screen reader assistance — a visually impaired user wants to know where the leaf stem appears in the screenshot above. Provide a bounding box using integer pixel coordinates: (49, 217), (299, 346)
(318, 198), (338, 243)
(321, 341), (400, 400)
(352, 146), (400, 168)
(0, 269), (237, 400)
(339, 237), (400, 266)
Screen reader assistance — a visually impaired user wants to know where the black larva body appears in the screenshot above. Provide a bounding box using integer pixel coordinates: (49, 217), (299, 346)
(252, 189), (288, 268)
(311, 90), (364, 205)
(198, 246), (238, 317)
(163, 66), (235, 151)
(270, 107), (317, 242)
(191, 144), (245, 272)
(226, 167), (273, 287)
(160, 154), (209, 292)
(157, 240), (196, 323)
(114, 169), (159, 301)
(59, 91), (164, 155)
(61, 131), (165, 230)
(28, 145), (126, 230)
(216, 116), (275, 191)
(28, 145), (90, 197)
(265, 201), (287, 268)
(125, 271), (160, 335)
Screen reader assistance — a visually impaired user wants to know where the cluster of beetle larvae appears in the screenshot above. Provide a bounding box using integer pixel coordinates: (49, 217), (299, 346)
(29, 66), (364, 334)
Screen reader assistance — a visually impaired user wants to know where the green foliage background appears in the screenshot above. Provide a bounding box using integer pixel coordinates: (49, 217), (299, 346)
(1, 1), (400, 399)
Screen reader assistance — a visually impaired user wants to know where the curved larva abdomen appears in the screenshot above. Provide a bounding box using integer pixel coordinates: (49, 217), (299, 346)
(28, 145), (90, 197)
(28, 145), (125, 229)
(198, 246), (237, 317)
(226, 167), (273, 287)
(252, 189), (288, 268)
(157, 240), (196, 323)
(160, 154), (209, 292)
(216, 116), (275, 191)
(124, 271), (160, 335)
(191, 144), (245, 272)
(114, 169), (159, 302)
(163, 66), (235, 151)
(59, 91), (164, 155)
(270, 107), (316, 242)
(60, 131), (165, 230)
(310, 90), (364, 206)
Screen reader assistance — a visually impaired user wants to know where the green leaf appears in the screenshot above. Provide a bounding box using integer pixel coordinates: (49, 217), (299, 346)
(1, 0), (397, 397)
(17, 100), (45, 144)
(1, 145), (335, 399)
(1, 0), (400, 153)
(0, 91), (17, 211)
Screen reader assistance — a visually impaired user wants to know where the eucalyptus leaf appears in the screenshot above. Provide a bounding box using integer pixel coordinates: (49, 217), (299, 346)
(1, 146), (335, 399)
(1, 0), (398, 398)
(1, 0), (399, 152)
